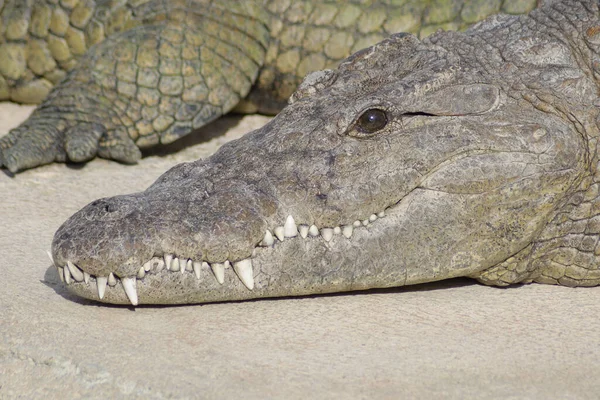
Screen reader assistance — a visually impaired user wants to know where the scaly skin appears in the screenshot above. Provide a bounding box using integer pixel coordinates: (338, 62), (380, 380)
(51, 0), (600, 305)
(0, 0), (537, 172)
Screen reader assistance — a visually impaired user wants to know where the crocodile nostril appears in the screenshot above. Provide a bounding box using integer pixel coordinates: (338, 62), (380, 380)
(103, 203), (116, 213)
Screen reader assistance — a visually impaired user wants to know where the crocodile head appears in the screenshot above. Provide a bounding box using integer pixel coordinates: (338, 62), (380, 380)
(51, 8), (599, 305)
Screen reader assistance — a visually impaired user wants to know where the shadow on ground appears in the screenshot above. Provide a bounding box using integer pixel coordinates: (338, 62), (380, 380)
(141, 114), (247, 158)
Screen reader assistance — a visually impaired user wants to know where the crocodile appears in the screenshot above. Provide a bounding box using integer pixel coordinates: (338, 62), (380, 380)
(0, 0), (538, 173)
(48, 0), (600, 305)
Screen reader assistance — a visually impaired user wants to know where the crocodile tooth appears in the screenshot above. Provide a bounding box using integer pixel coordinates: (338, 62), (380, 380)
(176, 257), (185, 273)
(46, 251), (55, 266)
(122, 277), (138, 306)
(211, 263), (225, 284)
(321, 228), (334, 242)
(137, 267), (145, 279)
(164, 254), (173, 271)
(193, 261), (202, 280)
(362, 219), (369, 226)
(57, 266), (65, 283)
(64, 265), (72, 284)
(274, 226), (285, 241)
(171, 257), (180, 272)
(284, 215), (298, 237)
(369, 214), (378, 222)
(154, 258), (165, 273)
(108, 273), (117, 286)
(67, 261), (84, 282)
(308, 225), (319, 237)
(261, 230), (274, 246)
(299, 225), (309, 238)
(333, 226), (341, 235)
(233, 259), (254, 290)
(185, 259), (193, 272)
(97, 277), (108, 299)
(83, 271), (90, 284)
(342, 225), (353, 238)
(353, 220), (362, 227)
(143, 260), (152, 272)
(377, 211), (385, 218)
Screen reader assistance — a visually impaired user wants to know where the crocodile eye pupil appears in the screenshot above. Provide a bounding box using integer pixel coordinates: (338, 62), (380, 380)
(357, 109), (388, 133)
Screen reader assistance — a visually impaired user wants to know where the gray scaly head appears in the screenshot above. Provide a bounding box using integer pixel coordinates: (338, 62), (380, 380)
(51, 0), (600, 305)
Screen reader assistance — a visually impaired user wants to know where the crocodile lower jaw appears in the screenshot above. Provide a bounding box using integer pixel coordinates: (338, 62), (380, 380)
(51, 208), (390, 306)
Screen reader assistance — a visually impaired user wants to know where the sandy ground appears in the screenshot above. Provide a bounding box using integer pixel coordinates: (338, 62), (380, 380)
(1, 102), (599, 399)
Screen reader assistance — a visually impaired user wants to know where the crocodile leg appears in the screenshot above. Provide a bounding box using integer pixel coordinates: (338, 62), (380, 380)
(0, 1), (269, 172)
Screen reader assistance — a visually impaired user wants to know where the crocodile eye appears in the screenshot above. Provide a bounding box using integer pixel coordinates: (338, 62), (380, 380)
(356, 109), (388, 135)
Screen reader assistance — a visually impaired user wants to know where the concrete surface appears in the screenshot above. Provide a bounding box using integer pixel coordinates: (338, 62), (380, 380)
(1, 102), (599, 399)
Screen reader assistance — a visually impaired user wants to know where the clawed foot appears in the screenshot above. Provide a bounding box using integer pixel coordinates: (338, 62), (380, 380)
(0, 116), (141, 173)
(0, 120), (63, 173)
